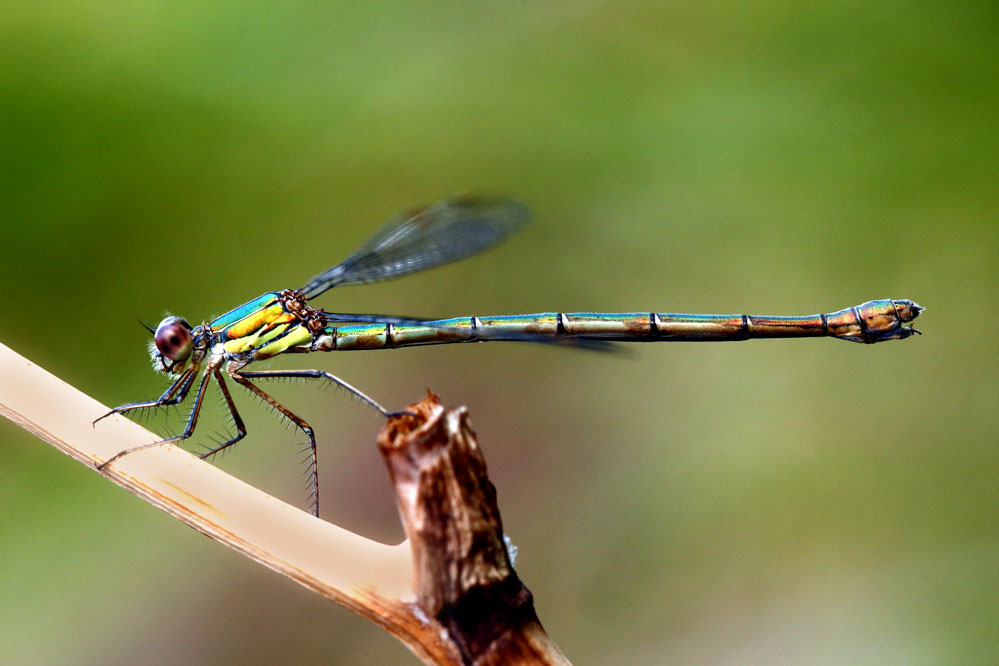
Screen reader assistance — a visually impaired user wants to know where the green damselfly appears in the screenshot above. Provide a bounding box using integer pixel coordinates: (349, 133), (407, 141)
(96, 196), (922, 516)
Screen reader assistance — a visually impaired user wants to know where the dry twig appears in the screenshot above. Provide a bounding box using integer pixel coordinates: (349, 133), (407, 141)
(0, 343), (567, 665)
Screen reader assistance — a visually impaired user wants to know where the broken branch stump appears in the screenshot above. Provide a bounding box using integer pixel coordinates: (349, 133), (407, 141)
(380, 394), (570, 665)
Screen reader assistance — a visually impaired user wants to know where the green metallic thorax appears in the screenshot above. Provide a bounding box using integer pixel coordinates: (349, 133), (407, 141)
(208, 292), (313, 360)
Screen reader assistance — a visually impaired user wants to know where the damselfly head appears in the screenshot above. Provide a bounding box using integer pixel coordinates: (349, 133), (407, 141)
(149, 316), (193, 374)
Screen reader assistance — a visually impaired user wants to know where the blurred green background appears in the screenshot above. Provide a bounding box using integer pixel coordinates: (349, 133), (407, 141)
(1, 2), (996, 664)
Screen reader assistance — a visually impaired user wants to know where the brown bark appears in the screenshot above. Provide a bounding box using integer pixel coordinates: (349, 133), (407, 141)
(379, 394), (569, 665)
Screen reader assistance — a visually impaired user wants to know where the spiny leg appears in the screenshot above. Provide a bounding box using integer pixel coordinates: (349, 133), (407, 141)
(198, 370), (247, 459)
(96, 368), (213, 470)
(93, 365), (199, 426)
(229, 370), (322, 517)
(238, 369), (408, 417)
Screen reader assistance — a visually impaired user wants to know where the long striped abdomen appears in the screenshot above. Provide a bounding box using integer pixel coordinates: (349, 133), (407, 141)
(314, 299), (921, 351)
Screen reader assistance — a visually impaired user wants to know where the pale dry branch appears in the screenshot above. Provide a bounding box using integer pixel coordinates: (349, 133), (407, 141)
(0, 343), (567, 665)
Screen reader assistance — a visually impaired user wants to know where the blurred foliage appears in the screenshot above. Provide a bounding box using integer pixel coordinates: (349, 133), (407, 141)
(1, 2), (996, 664)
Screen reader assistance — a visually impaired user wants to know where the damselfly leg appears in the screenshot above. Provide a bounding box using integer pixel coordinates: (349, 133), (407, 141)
(97, 366), (214, 469)
(196, 370), (247, 460)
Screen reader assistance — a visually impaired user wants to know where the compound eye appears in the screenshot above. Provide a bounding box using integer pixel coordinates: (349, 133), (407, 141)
(154, 317), (193, 361)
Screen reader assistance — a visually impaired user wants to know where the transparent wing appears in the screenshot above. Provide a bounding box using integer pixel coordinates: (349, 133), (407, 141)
(300, 196), (530, 299)
(322, 312), (435, 326)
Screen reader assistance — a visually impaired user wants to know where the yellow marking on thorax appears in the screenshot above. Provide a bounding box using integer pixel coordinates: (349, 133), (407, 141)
(225, 304), (295, 339)
(254, 324), (313, 359)
(224, 321), (292, 353)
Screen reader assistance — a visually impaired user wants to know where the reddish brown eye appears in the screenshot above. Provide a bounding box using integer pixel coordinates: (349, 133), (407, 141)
(154, 317), (193, 361)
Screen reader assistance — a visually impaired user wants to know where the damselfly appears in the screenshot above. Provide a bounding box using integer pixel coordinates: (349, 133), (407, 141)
(96, 196), (922, 516)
